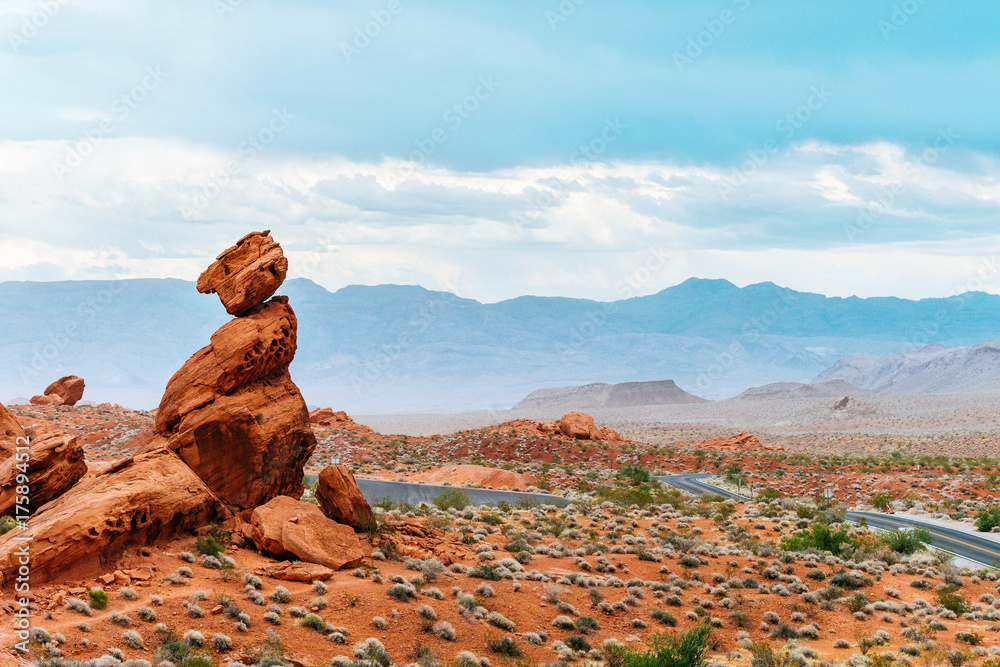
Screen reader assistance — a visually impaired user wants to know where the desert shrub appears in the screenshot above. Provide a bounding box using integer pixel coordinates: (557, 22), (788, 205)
(748, 641), (799, 667)
(433, 488), (470, 511)
(487, 611), (515, 631)
(416, 604), (437, 621)
(487, 636), (523, 657)
(432, 621), (455, 641)
(805, 569), (826, 580)
(65, 598), (92, 616)
(372, 616), (388, 629)
(301, 614), (326, 632)
(263, 612), (280, 625)
(121, 629), (144, 649)
(469, 563), (502, 581)
(976, 508), (1000, 532)
(212, 633), (232, 651)
(119, 587), (138, 600)
(387, 583), (416, 601)
(354, 638), (392, 667)
(88, 588), (109, 609)
(650, 609), (677, 626)
(881, 528), (931, 555)
(137, 606), (157, 622)
(937, 585), (972, 615)
(288, 606), (307, 618)
(565, 635), (592, 653)
(110, 611), (131, 627)
(196, 534), (225, 557)
(553, 615), (575, 629)
(270, 586), (291, 603)
(619, 624), (712, 667)
(829, 570), (872, 590)
(769, 624), (799, 640)
(244, 574), (262, 589)
(576, 615), (600, 633)
(781, 523), (859, 555)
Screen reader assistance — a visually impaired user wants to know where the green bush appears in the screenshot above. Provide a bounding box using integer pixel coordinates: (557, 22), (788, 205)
(936, 585), (971, 615)
(975, 508), (1000, 533)
(620, 624), (712, 667)
(565, 635), (592, 653)
(615, 464), (651, 486)
(300, 614), (326, 632)
(881, 528), (931, 555)
(432, 488), (470, 511)
(487, 636), (522, 657)
(781, 523), (859, 555)
(88, 589), (108, 610)
(0, 516), (17, 535)
(195, 535), (225, 557)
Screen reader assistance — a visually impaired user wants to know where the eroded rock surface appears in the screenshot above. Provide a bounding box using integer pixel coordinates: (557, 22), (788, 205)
(249, 495), (364, 570)
(0, 426), (87, 515)
(316, 465), (373, 531)
(197, 230), (288, 315)
(30, 375), (85, 406)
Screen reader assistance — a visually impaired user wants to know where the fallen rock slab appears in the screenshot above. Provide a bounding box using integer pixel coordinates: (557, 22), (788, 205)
(0, 448), (225, 586)
(316, 465), (374, 531)
(250, 496), (364, 570)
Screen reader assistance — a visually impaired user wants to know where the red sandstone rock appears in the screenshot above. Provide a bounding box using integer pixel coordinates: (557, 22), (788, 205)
(554, 411), (604, 440)
(249, 496), (364, 570)
(0, 426), (87, 515)
(309, 408), (374, 434)
(316, 465), (374, 531)
(263, 562), (335, 582)
(30, 375), (85, 406)
(147, 298), (316, 509)
(0, 402), (24, 459)
(600, 427), (622, 442)
(0, 448), (224, 586)
(197, 230), (288, 315)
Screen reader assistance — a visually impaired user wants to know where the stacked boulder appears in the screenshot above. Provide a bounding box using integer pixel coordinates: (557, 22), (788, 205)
(30, 375), (86, 406)
(0, 231), (370, 585)
(537, 411), (621, 441)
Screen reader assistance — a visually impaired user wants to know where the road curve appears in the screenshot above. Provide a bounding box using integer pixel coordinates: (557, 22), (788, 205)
(304, 475), (571, 508)
(661, 473), (1000, 568)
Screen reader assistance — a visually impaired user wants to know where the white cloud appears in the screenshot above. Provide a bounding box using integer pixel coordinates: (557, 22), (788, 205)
(1, 137), (999, 302)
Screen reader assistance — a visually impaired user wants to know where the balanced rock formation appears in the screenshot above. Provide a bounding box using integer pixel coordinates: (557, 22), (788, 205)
(145, 233), (316, 509)
(309, 408), (374, 434)
(30, 375), (85, 406)
(538, 411), (607, 440)
(0, 426), (86, 515)
(316, 465), (373, 531)
(197, 230), (288, 316)
(0, 448), (224, 585)
(0, 402), (24, 459)
(249, 496), (364, 570)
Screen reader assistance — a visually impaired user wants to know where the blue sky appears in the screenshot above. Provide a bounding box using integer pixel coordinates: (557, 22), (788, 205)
(1, 0), (999, 302)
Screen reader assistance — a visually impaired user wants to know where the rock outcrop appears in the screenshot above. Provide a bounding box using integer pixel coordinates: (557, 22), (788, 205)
(538, 411), (606, 440)
(309, 408), (374, 434)
(249, 496), (364, 570)
(0, 448), (224, 585)
(0, 402), (24, 459)
(145, 233), (316, 509)
(197, 230), (288, 316)
(316, 465), (374, 531)
(29, 375), (85, 406)
(0, 426), (87, 515)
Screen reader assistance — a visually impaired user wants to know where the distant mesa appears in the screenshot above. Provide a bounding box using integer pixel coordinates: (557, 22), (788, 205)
(29, 375), (86, 406)
(729, 380), (871, 401)
(815, 342), (1000, 395)
(514, 379), (706, 412)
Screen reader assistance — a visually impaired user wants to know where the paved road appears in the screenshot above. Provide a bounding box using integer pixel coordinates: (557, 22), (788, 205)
(661, 473), (1000, 568)
(305, 475), (571, 508)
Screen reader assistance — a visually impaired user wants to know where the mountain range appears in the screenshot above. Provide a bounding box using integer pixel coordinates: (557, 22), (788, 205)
(2, 277), (999, 413)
